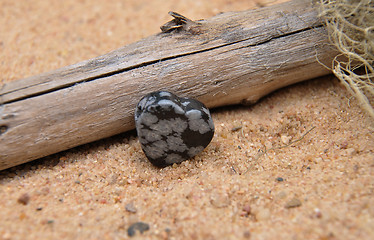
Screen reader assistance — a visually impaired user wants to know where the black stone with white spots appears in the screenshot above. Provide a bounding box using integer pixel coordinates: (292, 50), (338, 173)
(135, 91), (214, 167)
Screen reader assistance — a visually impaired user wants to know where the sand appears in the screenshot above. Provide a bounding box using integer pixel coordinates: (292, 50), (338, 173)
(0, 0), (373, 239)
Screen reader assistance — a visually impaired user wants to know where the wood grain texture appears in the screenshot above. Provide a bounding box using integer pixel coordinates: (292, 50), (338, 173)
(0, 0), (337, 170)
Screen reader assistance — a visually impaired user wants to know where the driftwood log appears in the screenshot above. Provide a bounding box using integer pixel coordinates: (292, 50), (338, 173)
(0, 0), (337, 170)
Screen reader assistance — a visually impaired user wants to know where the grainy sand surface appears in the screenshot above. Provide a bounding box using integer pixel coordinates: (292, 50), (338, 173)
(1, 0), (373, 239)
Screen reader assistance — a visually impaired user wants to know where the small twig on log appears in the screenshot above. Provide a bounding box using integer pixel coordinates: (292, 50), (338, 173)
(160, 11), (201, 33)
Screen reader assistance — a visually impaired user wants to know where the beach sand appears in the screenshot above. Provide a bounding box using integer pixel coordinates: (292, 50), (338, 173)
(1, 0), (373, 239)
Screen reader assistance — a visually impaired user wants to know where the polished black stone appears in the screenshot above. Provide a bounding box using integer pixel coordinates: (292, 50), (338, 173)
(135, 91), (214, 167)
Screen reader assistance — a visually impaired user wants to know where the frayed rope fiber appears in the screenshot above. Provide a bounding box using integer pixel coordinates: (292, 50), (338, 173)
(319, 0), (374, 118)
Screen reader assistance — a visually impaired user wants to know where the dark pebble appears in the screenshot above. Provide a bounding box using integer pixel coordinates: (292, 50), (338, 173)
(41, 219), (55, 225)
(127, 222), (150, 237)
(135, 91), (214, 167)
(276, 177), (284, 182)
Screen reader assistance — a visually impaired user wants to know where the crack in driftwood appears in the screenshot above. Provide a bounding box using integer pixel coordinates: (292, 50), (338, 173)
(1, 25), (323, 105)
(0, 0), (323, 105)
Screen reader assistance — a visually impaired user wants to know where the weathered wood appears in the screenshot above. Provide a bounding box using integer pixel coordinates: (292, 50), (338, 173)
(0, 0), (337, 170)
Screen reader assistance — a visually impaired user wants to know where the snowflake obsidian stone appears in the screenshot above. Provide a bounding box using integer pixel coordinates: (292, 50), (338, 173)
(135, 91), (214, 167)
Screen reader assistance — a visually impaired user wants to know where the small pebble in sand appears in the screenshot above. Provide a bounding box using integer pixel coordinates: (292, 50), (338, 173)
(242, 204), (252, 216)
(345, 148), (356, 156)
(340, 140), (349, 149)
(127, 222), (150, 237)
(276, 177), (284, 182)
(41, 219), (55, 225)
(314, 208), (322, 218)
(243, 230), (251, 238)
(231, 126), (242, 132)
(281, 135), (292, 145)
(210, 192), (230, 208)
(276, 191), (287, 199)
(17, 193), (30, 205)
(265, 140), (273, 149)
(285, 198), (302, 208)
(125, 203), (137, 213)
